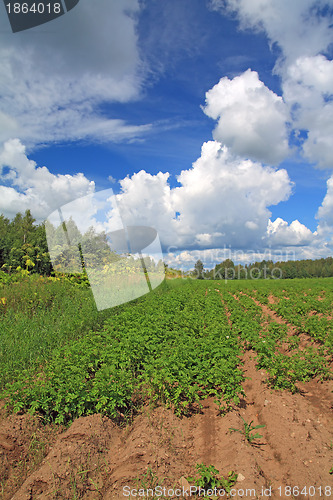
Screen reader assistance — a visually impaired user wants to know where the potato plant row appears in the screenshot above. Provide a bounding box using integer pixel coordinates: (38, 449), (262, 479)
(242, 279), (333, 348)
(3, 280), (244, 424)
(214, 279), (332, 392)
(2, 277), (332, 424)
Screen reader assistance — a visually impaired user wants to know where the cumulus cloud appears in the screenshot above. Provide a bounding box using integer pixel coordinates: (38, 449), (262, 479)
(283, 55), (333, 168)
(316, 175), (333, 249)
(210, 1), (333, 170)
(166, 250), (199, 269)
(266, 218), (315, 246)
(0, 139), (94, 220)
(0, 0), (150, 146)
(115, 139), (332, 264)
(1, 138), (327, 264)
(117, 140), (293, 250)
(203, 69), (290, 164)
(116, 170), (178, 247)
(285, 55), (333, 93)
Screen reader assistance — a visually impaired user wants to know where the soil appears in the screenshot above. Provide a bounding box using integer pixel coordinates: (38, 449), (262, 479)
(1, 294), (332, 500)
(1, 365), (332, 500)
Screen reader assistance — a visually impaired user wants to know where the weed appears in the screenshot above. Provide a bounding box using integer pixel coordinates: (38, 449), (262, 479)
(229, 416), (265, 444)
(89, 477), (102, 495)
(138, 467), (164, 490)
(187, 463), (237, 493)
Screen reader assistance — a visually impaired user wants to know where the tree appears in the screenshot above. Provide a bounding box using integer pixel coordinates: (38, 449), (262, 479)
(214, 259), (235, 279)
(0, 214), (10, 267)
(194, 259), (204, 279)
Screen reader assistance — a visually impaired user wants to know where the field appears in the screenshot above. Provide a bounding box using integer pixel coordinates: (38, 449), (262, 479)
(0, 275), (332, 499)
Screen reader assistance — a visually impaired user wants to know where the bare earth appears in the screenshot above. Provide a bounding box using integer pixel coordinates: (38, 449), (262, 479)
(1, 293), (332, 499)
(0, 352), (332, 499)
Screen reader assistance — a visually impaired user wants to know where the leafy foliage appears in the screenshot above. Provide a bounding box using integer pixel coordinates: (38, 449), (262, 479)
(187, 463), (237, 493)
(2, 279), (244, 423)
(1, 276), (332, 427)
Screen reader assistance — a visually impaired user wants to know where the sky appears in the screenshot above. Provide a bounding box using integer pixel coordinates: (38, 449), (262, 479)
(0, 0), (332, 270)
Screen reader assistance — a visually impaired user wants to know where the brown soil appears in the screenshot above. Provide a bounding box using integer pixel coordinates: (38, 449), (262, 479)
(1, 291), (332, 499)
(1, 361), (332, 499)
(308, 310), (333, 320)
(239, 292), (323, 354)
(0, 403), (60, 499)
(267, 295), (279, 305)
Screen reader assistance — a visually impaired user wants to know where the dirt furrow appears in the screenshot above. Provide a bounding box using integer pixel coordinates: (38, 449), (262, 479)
(238, 290), (329, 354)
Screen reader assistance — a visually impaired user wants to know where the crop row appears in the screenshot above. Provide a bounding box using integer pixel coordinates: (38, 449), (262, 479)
(211, 283), (332, 392)
(2, 280), (244, 424)
(241, 280), (333, 348)
(2, 277), (332, 425)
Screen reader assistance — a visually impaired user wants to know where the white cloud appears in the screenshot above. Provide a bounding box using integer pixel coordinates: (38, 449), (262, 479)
(0, 139), (94, 220)
(211, 0), (333, 65)
(316, 175), (333, 250)
(285, 55), (333, 93)
(283, 55), (333, 168)
(1, 138), (329, 262)
(0, 0), (150, 146)
(115, 142), (332, 260)
(266, 218), (315, 246)
(173, 141), (293, 247)
(203, 69), (290, 164)
(166, 250), (198, 269)
(117, 140), (293, 250)
(164, 242), (331, 270)
(211, 1), (333, 170)
(116, 170), (178, 248)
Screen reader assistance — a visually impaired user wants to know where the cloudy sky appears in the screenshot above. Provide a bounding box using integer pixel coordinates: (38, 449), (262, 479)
(0, 0), (332, 269)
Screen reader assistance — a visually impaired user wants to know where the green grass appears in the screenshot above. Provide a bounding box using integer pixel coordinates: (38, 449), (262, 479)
(0, 274), (125, 388)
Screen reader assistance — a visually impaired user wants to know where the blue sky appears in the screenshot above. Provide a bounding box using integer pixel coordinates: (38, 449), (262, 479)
(0, 0), (332, 269)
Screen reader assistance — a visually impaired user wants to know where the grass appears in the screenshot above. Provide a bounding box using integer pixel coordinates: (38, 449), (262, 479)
(0, 274), (125, 388)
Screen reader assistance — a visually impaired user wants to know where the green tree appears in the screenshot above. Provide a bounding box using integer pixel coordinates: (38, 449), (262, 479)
(214, 259), (235, 280)
(194, 259), (204, 279)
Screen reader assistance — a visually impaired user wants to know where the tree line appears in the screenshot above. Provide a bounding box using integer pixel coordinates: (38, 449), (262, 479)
(0, 210), (162, 277)
(0, 210), (332, 280)
(0, 210), (52, 274)
(193, 256), (333, 280)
